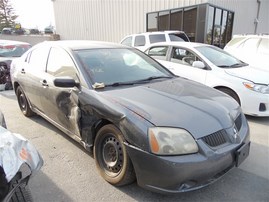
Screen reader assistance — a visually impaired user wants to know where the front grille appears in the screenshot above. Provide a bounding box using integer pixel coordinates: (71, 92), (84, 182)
(235, 114), (242, 131)
(202, 129), (228, 147)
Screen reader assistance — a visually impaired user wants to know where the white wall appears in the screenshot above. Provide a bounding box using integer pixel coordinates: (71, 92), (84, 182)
(53, 0), (207, 42)
(52, 0), (269, 42)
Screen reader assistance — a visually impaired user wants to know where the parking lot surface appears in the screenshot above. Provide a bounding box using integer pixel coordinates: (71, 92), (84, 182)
(1, 90), (268, 202)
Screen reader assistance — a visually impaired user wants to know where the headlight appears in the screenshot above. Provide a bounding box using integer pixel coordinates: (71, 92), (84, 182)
(148, 127), (198, 155)
(243, 82), (269, 94)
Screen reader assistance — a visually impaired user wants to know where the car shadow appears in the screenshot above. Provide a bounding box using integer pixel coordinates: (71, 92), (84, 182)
(28, 115), (94, 157)
(0, 90), (17, 101)
(29, 171), (73, 202)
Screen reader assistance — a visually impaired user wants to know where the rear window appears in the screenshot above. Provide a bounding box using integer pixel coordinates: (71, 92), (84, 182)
(121, 36), (132, 46)
(149, 34), (166, 43)
(169, 33), (189, 42)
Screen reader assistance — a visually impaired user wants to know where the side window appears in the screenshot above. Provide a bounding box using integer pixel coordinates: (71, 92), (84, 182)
(47, 47), (79, 81)
(171, 47), (199, 66)
(148, 46), (168, 60)
(149, 34), (166, 43)
(134, 35), (146, 46)
(28, 46), (50, 71)
(121, 36), (132, 46)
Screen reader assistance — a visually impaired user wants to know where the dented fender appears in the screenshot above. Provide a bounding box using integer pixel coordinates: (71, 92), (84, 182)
(77, 87), (152, 152)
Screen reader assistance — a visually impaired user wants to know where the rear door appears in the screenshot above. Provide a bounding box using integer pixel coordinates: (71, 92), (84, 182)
(16, 45), (50, 111)
(167, 46), (208, 84)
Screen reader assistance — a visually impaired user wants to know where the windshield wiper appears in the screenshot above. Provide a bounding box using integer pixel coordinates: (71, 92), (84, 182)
(137, 76), (173, 82)
(105, 81), (136, 87)
(218, 63), (245, 68)
(230, 63), (245, 68)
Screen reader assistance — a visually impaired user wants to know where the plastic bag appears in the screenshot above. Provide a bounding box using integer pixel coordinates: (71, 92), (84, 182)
(0, 126), (43, 182)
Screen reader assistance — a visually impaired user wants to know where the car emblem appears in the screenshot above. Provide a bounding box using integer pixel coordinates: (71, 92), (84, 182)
(233, 126), (238, 139)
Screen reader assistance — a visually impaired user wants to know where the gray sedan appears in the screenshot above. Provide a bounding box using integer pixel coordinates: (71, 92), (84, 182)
(11, 40), (250, 194)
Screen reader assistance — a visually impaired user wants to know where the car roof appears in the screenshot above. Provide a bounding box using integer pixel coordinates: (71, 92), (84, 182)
(39, 40), (128, 50)
(0, 40), (30, 46)
(232, 34), (269, 39)
(146, 41), (210, 49)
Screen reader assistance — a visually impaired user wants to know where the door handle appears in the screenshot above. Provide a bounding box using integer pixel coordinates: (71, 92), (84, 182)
(21, 68), (25, 74)
(40, 80), (49, 87)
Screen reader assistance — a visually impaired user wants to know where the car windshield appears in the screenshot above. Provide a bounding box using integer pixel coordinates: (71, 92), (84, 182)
(76, 48), (173, 88)
(195, 46), (247, 68)
(0, 44), (31, 57)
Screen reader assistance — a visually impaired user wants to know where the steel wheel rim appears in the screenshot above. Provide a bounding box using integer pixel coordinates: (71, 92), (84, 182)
(101, 134), (123, 177)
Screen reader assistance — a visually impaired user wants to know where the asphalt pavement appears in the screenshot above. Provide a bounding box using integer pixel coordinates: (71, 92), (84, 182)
(0, 90), (268, 202)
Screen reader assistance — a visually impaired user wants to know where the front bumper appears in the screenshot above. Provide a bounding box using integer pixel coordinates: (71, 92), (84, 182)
(125, 117), (250, 194)
(239, 90), (269, 117)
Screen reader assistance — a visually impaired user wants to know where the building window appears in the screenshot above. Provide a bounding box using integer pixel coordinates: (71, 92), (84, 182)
(159, 11), (170, 31)
(147, 12), (158, 32)
(183, 7), (197, 42)
(170, 9), (183, 30)
(146, 3), (234, 47)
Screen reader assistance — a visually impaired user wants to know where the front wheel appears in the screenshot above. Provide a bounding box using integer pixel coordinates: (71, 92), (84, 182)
(94, 124), (136, 186)
(16, 86), (35, 117)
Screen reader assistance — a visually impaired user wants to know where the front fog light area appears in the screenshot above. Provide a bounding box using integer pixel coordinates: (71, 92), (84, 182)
(149, 127), (198, 155)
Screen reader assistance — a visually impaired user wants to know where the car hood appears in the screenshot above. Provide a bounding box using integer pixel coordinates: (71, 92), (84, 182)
(104, 78), (240, 139)
(225, 66), (269, 84)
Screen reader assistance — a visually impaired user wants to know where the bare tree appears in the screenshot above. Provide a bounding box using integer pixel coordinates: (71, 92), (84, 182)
(0, 0), (18, 31)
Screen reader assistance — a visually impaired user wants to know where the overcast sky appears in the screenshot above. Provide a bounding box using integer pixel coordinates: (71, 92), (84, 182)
(10, 0), (55, 30)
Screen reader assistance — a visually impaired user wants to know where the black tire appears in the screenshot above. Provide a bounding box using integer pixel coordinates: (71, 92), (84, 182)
(94, 124), (136, 186)
(16, 86), (35, 117)
(0, 167), (9, 201)
(5, 172), (33, 202)
(218, 87), (241, 105)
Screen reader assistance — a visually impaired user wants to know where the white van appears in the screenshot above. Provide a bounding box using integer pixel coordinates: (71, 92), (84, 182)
(120, 30), (190, 51)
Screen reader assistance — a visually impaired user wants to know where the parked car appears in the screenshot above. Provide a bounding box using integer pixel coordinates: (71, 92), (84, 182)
(144, 42), (269, 117)
(224, 34), (269, 72)
(29, 29), (40, 35)
(0, 40), (31, 90)
(0, 110), (43, 202)
(11, 40), (250, 194)
(1, 28), (12, 35)
(44, 27), (54, 34)
(120, 30), (190, 51)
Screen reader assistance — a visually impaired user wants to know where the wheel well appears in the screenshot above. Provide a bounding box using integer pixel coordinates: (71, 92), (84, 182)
(214, 86), (241, 105)
(92, 119), (112, 144)
(13, 82), (20, 93)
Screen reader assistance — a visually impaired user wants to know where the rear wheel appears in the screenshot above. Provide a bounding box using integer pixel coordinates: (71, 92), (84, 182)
(218, 87), (241, 105)
(16, 86), (35, 117)
(94, 124), (136, 186)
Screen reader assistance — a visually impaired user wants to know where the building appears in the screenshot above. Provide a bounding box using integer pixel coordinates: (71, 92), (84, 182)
(52, 0), (269, 46)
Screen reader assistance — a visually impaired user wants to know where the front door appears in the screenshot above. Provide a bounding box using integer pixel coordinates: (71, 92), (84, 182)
(167, 46), (208, 84)
(40, 47), (81, 137)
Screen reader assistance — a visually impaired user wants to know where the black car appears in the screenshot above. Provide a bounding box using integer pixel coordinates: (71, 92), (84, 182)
(11, 40), (250, 194)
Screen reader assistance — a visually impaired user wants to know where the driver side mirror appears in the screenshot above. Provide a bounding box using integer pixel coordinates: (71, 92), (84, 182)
(54, 77), (79, 88)
(192, 61), (205, 69)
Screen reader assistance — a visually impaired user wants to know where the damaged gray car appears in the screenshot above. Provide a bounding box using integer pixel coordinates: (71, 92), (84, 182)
(10, 40), (250, 194)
